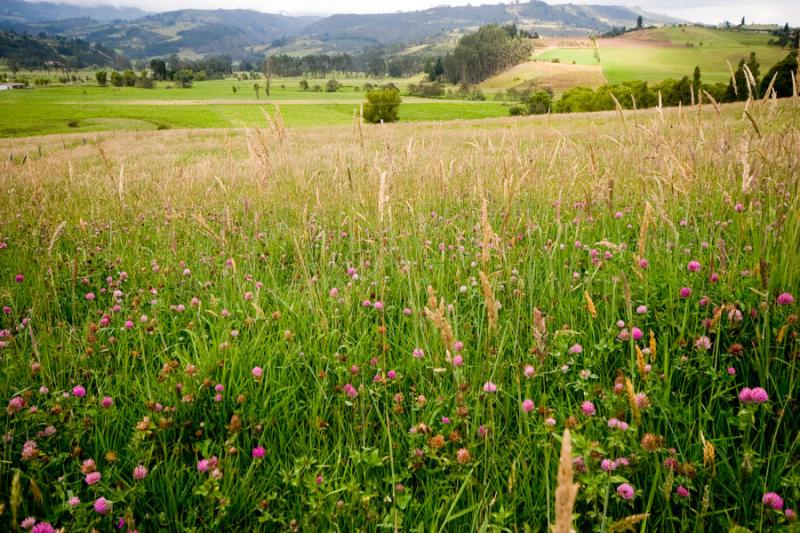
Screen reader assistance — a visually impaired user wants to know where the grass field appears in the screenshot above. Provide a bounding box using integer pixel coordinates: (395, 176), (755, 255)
(0, 97), (798, 531)
(0, 78), (510, 137)
(536, 26), (790, 85)
(479, 60), (607, 94)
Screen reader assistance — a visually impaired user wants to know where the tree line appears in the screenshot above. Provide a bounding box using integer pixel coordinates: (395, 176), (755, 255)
(509, 51), (798, 116)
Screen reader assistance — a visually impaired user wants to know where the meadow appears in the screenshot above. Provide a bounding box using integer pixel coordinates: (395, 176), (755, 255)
(0, 77), (510, 137)
(0, 91), (798, 532)
(536, 27), (789, 85)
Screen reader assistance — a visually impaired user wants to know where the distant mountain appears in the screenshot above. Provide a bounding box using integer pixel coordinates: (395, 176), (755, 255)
(305, 1), (683, 46)
(0, 1), (685, 59)
(0, 0), (147, 24)
(78, 9), (321, 58)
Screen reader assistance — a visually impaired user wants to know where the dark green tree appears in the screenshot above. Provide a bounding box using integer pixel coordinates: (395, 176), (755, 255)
(637, 16), (643, 29)
(692, 66), (701, 90)
(95, 70), (107, 86)
(150, 59), (167, 81)
(758, 52), (798, 97)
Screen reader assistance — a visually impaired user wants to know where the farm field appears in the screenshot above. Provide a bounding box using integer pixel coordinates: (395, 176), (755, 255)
(536, 26), (790, 85)
(0, 97), (798, 531)
(0, 79), (509, 137)
(479, 60), (607, 94)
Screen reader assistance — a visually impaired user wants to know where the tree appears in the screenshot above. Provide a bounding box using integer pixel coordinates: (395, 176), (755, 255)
(173, 69), (194, 88)
(299, 79), (309, 91)
(122, 69), (136, 87)
(253, 82), (261, 99)
(95, 71), (107, 86)
(692, 66), (701, 90)
(363, 87), (401, 123)
(637, 16), (643, 29)
(110, 71), (123, 87)
(741, 16), (745, 26)
(325, 79), (340, 92)
(758, 51), (798, 97)
(150, 59), (167, 81)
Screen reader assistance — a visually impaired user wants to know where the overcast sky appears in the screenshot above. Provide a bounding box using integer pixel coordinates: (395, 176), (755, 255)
(34, 0), (799, 25)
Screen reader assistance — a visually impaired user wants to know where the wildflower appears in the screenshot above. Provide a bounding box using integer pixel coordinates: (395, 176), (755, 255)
(252, 446), (265, 458)
(524, 365), (535, 378)
(544, 417), (556, 427)
(739, 387), (769, 404)
(21, 517), (37, 530)
(402, 307), (412, 316)
(7, 395), (25, 414)
(68, 496), (81, 507)
(329, 287), (339, 298)
(694, 336), (711, 350)
(636, 305), (647, 314)
(679, 287), (692, 298)
(343, 384), (358, 399)
(453, 355), (463, 367)
(617, 483), (635, 500)
(15, 274), (24, 283)
(412, 348), (424, 359)
(580, 401), (596, 416)
(727, 367), (736, 376)
(454, 340), (464, 352)
(569, 343), (582, 354)
(252, 366), (263, 378)
(676, 485), (690, 498)
(709, 273), (719, 283)
(31, 523), (55, 533)
(85, 292), (96, 301)
(133, 465), (148, 480)
(687, 260), (701, 272)
(101, 396), (113, 408)
(522, 399), (535, 413)
(638, 258), (649, 269)
(72, 385), (86, 398)
(373, 301), (384, 310)
(601, 459), (615, 471)
(762, 492), (784, 510)
(197, 459), (210, 473)
(456, 448), (471, 464)
(786, 508), (796, 521)
(634, 393), (650, 409)
(85, 471), (102, 485)
(777, 292), (794, 305)
(94, 497), (111, 515)
(631, 327), (643, 341)
(482, 382), (497, 393)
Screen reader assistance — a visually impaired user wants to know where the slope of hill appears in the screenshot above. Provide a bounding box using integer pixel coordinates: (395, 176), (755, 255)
(0, 0), (147, 24)
(79, 10), (322, 59)
(0, 1), (685, 59)
(305, 1), (683, 47)
(0, 29), (120, 68)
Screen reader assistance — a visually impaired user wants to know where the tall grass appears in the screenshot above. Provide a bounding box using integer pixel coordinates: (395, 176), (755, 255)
(0, 100), (798, 531)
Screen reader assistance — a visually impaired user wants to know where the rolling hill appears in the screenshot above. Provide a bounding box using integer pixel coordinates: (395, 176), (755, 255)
(0, 0), (684, 59)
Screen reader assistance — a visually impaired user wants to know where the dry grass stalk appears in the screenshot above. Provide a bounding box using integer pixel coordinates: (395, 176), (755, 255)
(637, 202), (654, 259)
(635, 345), (647, 380)
(649, 330), (656, 362)
(532, 307), (548, 359)
(625, 377), (641, 424)
(424, 286), (455, 355)
(608, 513), (650, 532)
(701, 432), (716, 475)
(552, 429), (579, 533)
(481, 196), (493, 267)
(584, 290), (597, 319)
(702, 90), (721, 116)
(11, 468), (21, 528)
(479, 270), (498, 332)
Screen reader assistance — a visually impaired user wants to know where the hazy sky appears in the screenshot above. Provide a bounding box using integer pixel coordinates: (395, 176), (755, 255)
(34, 0), (799, 25)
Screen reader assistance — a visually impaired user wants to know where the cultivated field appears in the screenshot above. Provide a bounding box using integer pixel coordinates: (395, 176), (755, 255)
(536, 27), (789, 85)
(1, 96), (798, 531)
(0, 77), (509, 137)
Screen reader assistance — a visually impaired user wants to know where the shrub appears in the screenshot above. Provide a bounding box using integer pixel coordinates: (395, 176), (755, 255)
(363, 87), (401, 123)
(407, 83), (445, 98)
(325, 79), (341, 92)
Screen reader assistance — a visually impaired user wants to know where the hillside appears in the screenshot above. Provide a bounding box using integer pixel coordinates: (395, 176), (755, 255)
(0, 0), (147, 24)
(79, 10), (321, 59)
(0, 1), (683, 59)
(0, 29), (120, 69)
(536, 26), (790, 85)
